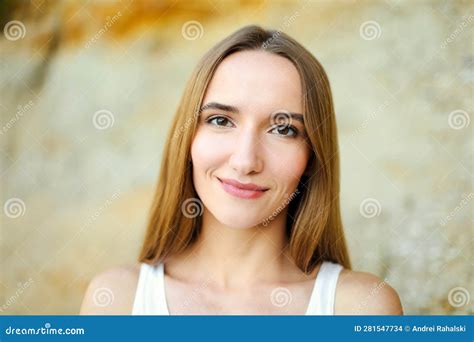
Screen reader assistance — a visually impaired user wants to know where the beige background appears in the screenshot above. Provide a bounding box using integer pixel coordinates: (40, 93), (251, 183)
(1, 0), (472, 315)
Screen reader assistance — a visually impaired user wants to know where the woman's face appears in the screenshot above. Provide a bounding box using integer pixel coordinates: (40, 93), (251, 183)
(191, 50), (311, 228)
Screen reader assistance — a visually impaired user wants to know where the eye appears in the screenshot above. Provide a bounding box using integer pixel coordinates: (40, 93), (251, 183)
(206, 115), (234, 128)
(270, 125), (299, 137)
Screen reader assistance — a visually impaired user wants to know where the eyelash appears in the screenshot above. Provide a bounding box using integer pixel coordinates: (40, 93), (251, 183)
(205, 115), (300, 138)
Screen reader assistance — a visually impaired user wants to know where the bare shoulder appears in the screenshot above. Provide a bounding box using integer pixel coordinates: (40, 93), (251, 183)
(79, 263), (141, 315)
(335, 268), (403, 315)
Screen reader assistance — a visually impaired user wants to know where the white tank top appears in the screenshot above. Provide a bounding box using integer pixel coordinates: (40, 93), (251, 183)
(132, 260), (343, 315)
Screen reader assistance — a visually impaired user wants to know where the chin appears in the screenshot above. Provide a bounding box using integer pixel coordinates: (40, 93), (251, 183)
(213, 212), (264, 229)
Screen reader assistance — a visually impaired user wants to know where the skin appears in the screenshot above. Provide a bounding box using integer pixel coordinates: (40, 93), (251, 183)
(80, 51), (403, 315)
(185, 49), (311, 288)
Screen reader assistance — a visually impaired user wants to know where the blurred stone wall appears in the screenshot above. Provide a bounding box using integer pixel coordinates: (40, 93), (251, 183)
(0, 0), (472, 314)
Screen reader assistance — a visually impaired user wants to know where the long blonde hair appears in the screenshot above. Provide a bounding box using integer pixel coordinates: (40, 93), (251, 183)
(139, 25), (351, 273)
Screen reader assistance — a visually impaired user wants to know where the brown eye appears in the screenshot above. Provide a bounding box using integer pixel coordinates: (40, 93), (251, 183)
(207, 116), (234, 128)
(270, 125), (298, 137)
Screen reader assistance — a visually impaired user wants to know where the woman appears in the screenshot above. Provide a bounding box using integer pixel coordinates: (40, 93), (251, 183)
(80, 25), (403, 315)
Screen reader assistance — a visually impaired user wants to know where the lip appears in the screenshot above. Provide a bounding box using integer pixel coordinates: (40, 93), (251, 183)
(218, 177), (269, 199)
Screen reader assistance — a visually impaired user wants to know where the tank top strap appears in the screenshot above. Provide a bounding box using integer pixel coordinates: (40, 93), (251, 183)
(305, 261), (343, 315)
(132, 261), (342, 315)
(132, 262), (170, 315)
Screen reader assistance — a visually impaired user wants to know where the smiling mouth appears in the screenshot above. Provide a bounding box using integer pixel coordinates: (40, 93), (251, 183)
(217, 177), (269, 199)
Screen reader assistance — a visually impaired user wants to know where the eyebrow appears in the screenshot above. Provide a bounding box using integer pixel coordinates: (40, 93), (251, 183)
(200, 102), (304, 124)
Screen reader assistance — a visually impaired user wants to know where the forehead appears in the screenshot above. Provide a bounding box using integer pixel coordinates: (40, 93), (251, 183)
(203, 50), (303, 114)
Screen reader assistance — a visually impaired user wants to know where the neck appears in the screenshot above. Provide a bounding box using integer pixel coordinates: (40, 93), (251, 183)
(171, 207), (294, 289)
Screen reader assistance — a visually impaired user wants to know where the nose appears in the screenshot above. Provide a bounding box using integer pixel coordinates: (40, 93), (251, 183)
(228, 129), (263, 175)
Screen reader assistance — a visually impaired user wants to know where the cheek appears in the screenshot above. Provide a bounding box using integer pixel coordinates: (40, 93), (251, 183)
(191, 130), (215, 168)
(190, 129), (230, 173)
(267, 143), (310, 187)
